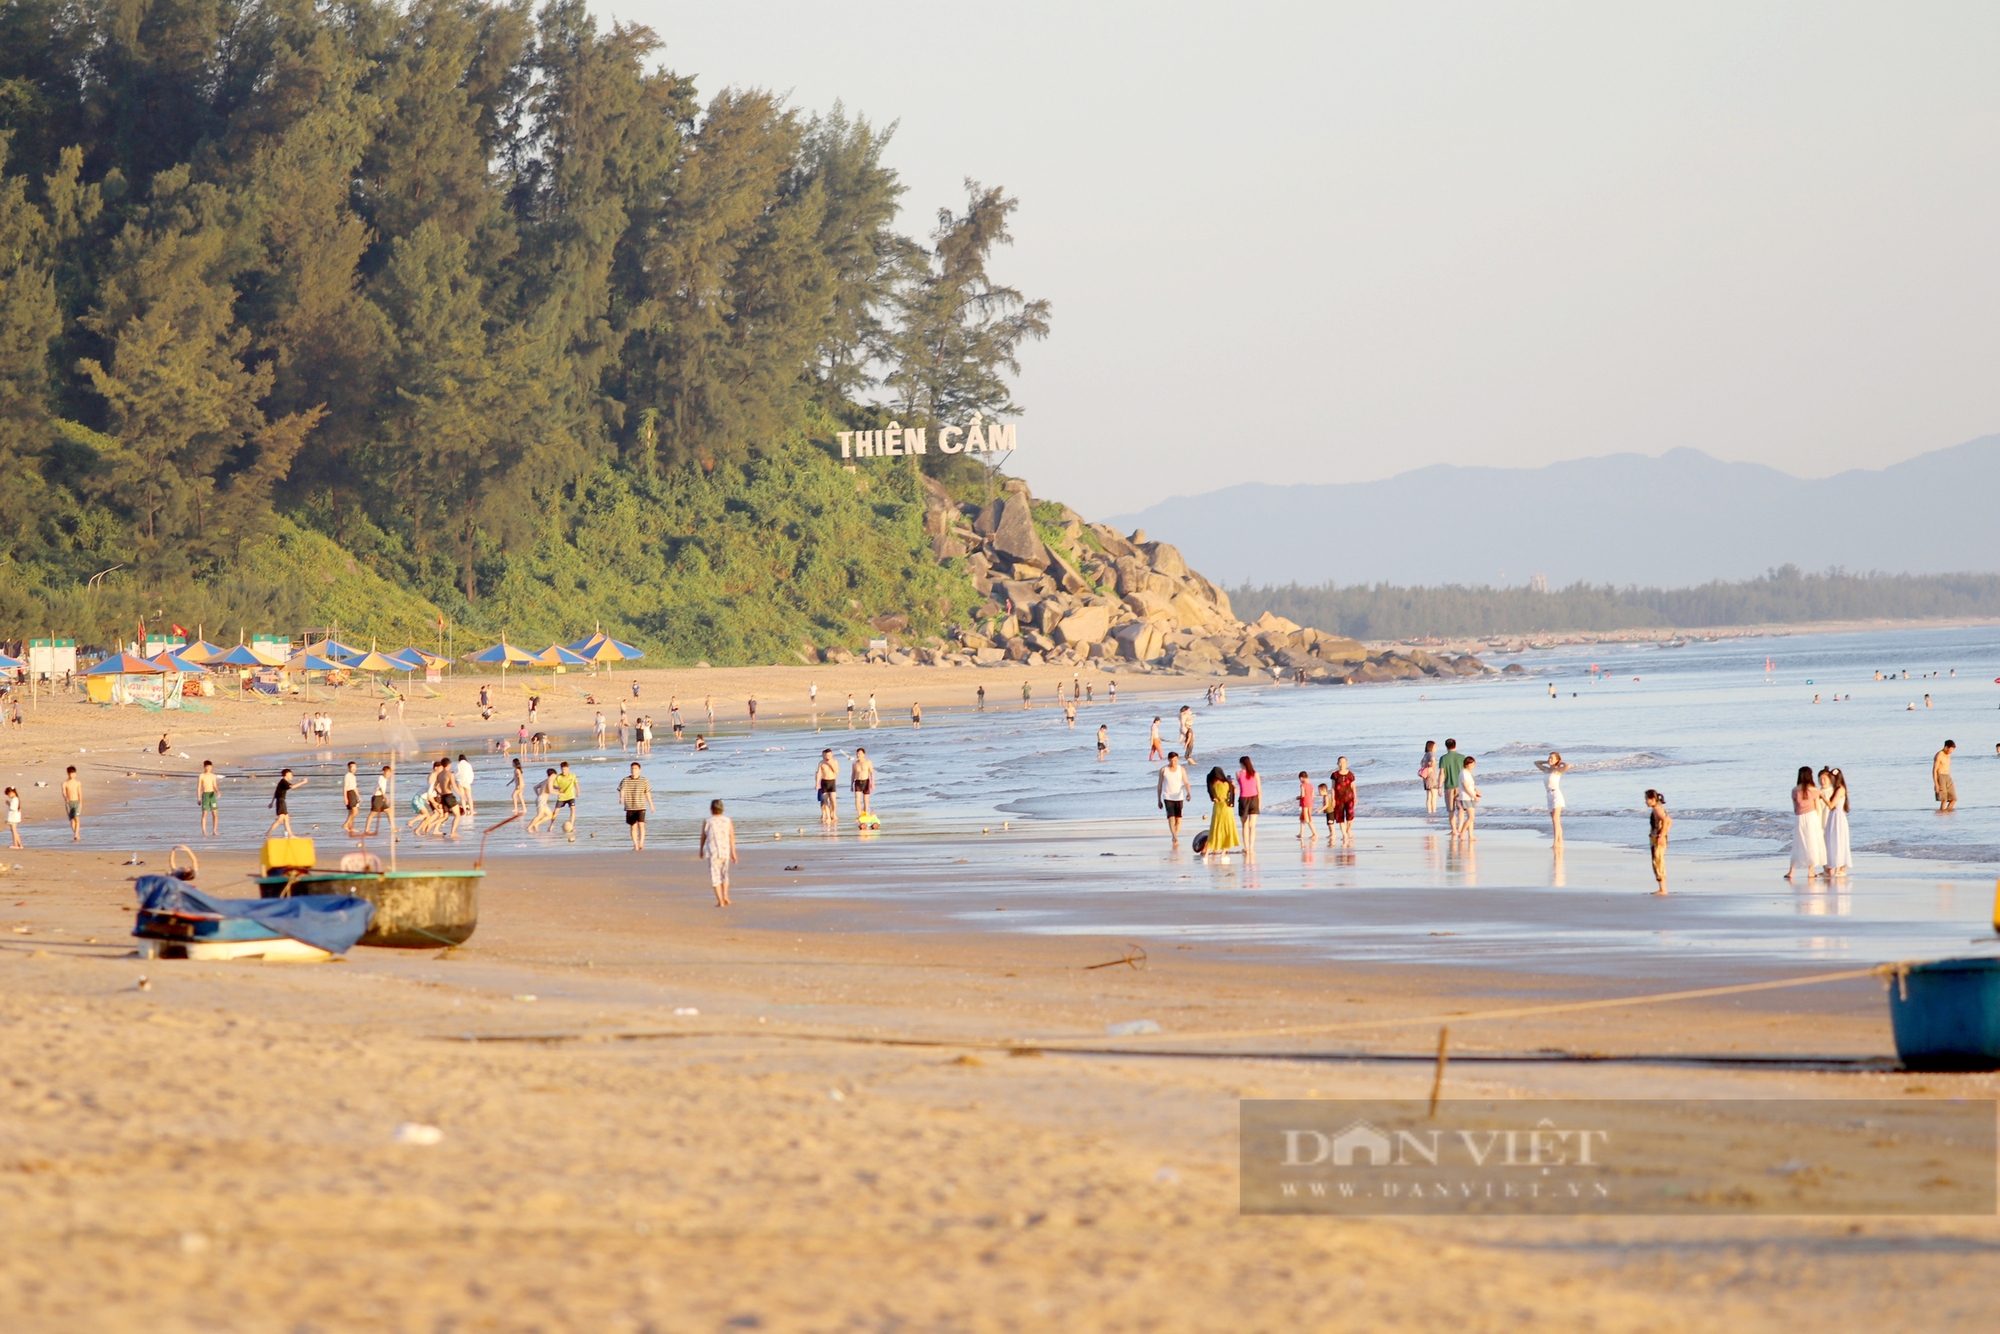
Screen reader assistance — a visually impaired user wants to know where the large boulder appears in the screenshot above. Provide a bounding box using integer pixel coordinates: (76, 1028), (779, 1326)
(1114, 622), (1166, 662)
(1143, 542), (1189, 578)
(1088, 524), (1136, 558)
(1169, 591), (1213, 628)
(1251, 611), (1301, 635)
(1123, 589), (1175, 622)
(1312, 636), (1367, 664)
(1054, 605), (1110, 646)
(1045, 545), (1089, 594)
(988, 493), (1047, 566)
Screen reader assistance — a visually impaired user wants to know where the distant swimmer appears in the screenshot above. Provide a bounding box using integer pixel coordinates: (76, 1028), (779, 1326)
(1934, 740), (1957, 812)
(1096, 724), (1109, 760)
(1064, 700), (1077, 728)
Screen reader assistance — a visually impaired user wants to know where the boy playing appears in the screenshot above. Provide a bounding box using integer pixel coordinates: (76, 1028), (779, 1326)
(699, 799), (737, 906)
(364, 765), (393, 836)
(265, 768), (306, 837)
(1453, 756), (1479, 838)
(1646, 789), (1671, 894)
(1297, 771), (1315, 843)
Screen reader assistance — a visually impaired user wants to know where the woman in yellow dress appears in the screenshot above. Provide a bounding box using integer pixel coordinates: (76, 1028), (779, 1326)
(1203, 765), (1242, 856)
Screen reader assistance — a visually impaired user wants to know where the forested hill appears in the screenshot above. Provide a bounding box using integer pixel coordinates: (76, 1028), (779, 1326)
(0, 0), (1049, 660)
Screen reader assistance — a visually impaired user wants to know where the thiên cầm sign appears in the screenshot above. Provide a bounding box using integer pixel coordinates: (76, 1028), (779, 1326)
(838, 415), (1016, 460)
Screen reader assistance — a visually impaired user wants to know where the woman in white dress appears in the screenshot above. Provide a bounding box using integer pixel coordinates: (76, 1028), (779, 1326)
(1786, 765), (1827, 881)
(1533, 752), (1570, 843)
(1822, 767), (1851, 876)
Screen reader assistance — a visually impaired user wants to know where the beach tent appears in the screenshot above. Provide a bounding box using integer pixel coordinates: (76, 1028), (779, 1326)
(81, 651), (167, 705)
(178, 640), (224, 663)
(147, 649), (211, 673)
(209, 645), (267, 668)
(82, 652), (166, 676)
(396, 645), (448, 665)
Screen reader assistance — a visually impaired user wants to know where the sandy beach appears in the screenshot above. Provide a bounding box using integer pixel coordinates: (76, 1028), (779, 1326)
(3, 662), (1997, 1331)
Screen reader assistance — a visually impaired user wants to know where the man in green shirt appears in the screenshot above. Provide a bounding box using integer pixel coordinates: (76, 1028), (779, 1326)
(617, 762), (655, 851)
(1437, 738), (1467, 823)
(551, 761), (580, 836)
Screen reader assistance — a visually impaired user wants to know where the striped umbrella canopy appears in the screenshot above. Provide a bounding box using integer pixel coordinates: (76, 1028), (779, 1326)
(395, 645), (448, 666)
(534, 644), (592, 667)
(178, 639), (225, 663)
(286, 651), (344, 672)
(82, 652), (165, 676)
(0, 651), (22, 670)
(208, 644), (267, 667)
(147, 649), (210, 673)
(565, 631), (644, 662)
(347, 649), (406, 673)
(466, 640), (536, 665)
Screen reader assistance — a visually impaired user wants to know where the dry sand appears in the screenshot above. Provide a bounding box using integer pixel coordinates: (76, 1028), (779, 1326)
(1, 684), (1996, 1331)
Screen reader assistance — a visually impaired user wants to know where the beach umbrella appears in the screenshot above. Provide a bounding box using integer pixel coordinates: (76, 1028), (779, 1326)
(466, 639), (536, 693)
(0, 650), (22, 670)
(347, 649), (405, 673)
(82, 652), (166, 676)
(286, 651), (344, 673)
(534, 644), (592, 667)
(147, 649), (210, 673)
(209, 644), (266, 668)
(566, 631), (644, 662)
(178, 639), (224, 663)
(318, 639), (365, 661)
(396, 645), (448, 665)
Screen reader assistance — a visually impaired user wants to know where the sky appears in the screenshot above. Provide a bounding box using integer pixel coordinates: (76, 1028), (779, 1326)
(608, 1), (2000, 516)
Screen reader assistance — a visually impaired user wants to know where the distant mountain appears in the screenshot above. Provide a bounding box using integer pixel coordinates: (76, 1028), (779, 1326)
(1105, 436), (2000, 589)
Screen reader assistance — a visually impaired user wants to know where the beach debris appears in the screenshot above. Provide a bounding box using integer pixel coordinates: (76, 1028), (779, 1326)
(178, 1231), (210, 1255)
(672, 1007), (699, 1016)
(136, 976), (151, 991)
(392, 1122), (444, 1146)
(1154, 1167), (1181, 1185)
(1085, 945), (1148, 971)
(124, 853), (143, 865)
(1106, 1019), (1162, 1036)
(949, 1054), (984, 1066)
(1769, 1158), (1812, 1176)
(827, 1089), (845, 1102)
(783, 865), (803, 871)
(513, 994), (537, 1002)
(1429, 1027), (1451, 1117)
(11, 925), (29, 934)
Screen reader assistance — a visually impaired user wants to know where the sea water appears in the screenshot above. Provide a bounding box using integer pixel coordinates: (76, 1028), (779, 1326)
(60, 624), (2000, 971)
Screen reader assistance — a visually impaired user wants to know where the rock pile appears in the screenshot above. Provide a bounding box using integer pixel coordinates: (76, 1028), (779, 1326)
(823, 476), (1494, 683)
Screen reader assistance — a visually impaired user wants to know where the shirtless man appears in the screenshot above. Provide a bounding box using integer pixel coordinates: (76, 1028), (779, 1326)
(816, 749), (839, 826)
(1096, 724), (1109, 759)
(851, 749), (875, 814)
(62, 766), (82, 841)
(1934, 740), (1958, 812)
(198, 761), (221, 837)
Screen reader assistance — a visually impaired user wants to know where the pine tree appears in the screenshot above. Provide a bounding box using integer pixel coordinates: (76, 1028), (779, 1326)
(0, 133), (63, 556)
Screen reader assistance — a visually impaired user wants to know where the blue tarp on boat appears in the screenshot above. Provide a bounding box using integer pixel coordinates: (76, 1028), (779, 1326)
(133, 876), (375, 954)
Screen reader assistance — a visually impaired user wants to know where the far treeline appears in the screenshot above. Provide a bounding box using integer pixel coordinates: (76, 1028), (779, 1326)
(0, 0), (1047, 658)
(1232, 568), (2000, 640)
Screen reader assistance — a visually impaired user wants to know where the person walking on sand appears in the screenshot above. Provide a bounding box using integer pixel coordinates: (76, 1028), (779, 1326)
(699, 799), (737, 906)
(594, 711), (606, 748)
(190, 760), (221, 837)
(851, 749), (875, 814)
(618, 762), (655, 851)
(341, 761), (361, 835)
(265, 768), (306, 838)
(1786, 766), (1827, 881)
(816, 749), (839, 826)
(5, 786), (21, 849)
(1419, 740), (1441, 815)
(1201, 766), (1242, 859)
(1235, 756), (1262, 849)
(1646, 790), (1671, 894)
(1157, 751), (1191, 844)
(1331, 758), (1357, 846)
(62, 766), (81, 841)
(1823, 767), (1851, 877)
(365, 765), (393, 837)
(846, 692), (856, 727)
(1934, 740), (1957, 812)
(1149, 717), (1163, 761)
(1096, 723), (1109, 760)
(1534, 752), (1570, 844)
(1296, 771), (1316, 843)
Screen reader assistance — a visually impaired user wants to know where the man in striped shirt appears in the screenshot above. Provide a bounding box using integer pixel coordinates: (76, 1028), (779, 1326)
(617, 762), (655, 850)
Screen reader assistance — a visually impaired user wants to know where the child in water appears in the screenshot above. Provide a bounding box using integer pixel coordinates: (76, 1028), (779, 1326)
(1297, 771), (1315, 843)
(1646, 789), (1671, 894)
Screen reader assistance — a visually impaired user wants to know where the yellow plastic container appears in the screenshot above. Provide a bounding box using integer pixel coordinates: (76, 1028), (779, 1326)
(260, 837), (316, 874)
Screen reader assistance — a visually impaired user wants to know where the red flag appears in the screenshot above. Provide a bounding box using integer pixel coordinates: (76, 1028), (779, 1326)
(171, 623), (185, 637)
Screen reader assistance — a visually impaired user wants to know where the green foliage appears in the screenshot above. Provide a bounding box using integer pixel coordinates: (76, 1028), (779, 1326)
(1235, 567), (2000, 640)
(0, 0), (1046, 663)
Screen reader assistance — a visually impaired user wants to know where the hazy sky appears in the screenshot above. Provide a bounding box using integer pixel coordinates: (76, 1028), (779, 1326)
(609, 1), (2000, 515)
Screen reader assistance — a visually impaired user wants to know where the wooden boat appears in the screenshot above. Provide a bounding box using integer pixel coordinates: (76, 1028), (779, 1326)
(256, 870), (481, 948)
(134, 909), (335, 962)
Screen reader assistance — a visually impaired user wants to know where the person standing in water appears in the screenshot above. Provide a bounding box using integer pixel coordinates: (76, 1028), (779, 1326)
(1933, 740), (1957, 812)
(197, 761), (221, 837)
(1534, 752), (1570, 844)
(1149, 717), (1163, 761)
(62, 766), (81, 841)
(1646, 789), (1671, 894)
(1330, 758), (1357, 846)
(1157, 751), (1191, 844)
(365, 765), (393, 836)
(851, 749), (874, 814)
(1096, 723), (1109, 760)
(1296, 771), (1316, 843)
(976, 685), (985, 709)
(618, 762), (655, 851)
(1202, 766), (1241, 859)
(265, 768), (306, 837)
(509, 757), (527, 813)
(1823, 767), (1851, 876)
(341, 761), (361, 835)
(1419, 741), (1441, 816)
(816, 750), (839, 826)
(1451, 756), (1479, 838)
(1235, 756), (1262, 849)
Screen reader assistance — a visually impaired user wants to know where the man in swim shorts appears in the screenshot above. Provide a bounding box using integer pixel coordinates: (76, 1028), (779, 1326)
(1934, 740), (1957, 811)
(851, 748), (874, 814)
(342, 760), (360, 835)
(816, 749), (839, 825)
(1156, 751), (1190, 844)
(365, 765), (393, 836)
(62, 766), (81, 841)
(198, 761), (220, 837)
(618, 762), (655, 851)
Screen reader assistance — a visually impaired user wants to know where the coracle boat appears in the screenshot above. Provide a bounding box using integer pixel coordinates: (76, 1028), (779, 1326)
(256, 868), (481, 948)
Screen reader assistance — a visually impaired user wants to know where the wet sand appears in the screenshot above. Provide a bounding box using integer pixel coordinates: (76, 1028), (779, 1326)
(1, 836), (1995, 1331)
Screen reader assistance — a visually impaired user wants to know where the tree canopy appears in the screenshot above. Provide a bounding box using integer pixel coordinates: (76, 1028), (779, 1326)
(0, 0), (1047, 654)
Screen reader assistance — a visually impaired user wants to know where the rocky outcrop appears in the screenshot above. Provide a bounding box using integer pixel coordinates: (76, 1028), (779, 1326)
(831, 474), (1494, 682)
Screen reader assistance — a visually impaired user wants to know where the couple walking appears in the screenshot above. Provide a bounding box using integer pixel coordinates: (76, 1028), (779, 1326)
(1786, 766), (1851, 881)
